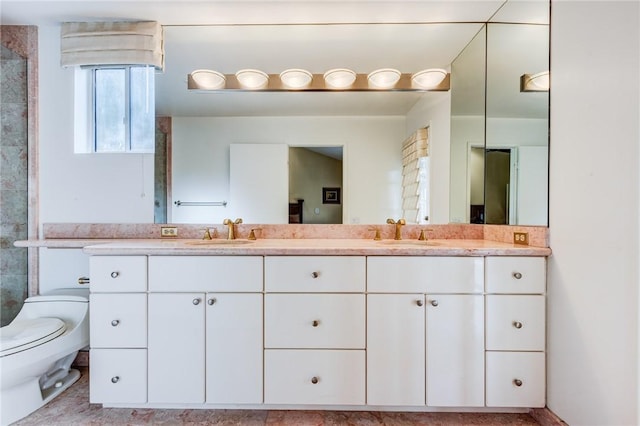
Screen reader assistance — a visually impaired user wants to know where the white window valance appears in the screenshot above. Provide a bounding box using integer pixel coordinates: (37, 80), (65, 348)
(61, 21), (164, 70)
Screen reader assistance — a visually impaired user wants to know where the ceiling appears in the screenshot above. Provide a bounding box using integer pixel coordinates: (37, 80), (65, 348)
(1, 1), (549, 117)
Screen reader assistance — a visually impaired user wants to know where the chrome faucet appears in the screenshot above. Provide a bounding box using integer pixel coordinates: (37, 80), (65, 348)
(386, 218), (406, 240)
(222, 218), (243, 240)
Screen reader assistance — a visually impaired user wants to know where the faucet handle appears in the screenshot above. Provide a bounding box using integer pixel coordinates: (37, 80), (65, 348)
(386, 218), (396, 224)
(368, 227), (382, 241)
(248, 228), (262, 240)
(234, 218), (243, 224)
(203, 228), (213, 240)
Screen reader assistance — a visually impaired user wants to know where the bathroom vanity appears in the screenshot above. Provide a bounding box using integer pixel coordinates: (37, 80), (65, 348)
(83, 238), (549, 412)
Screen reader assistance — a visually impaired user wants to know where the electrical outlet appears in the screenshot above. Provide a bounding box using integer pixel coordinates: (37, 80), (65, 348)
(161, 226), (178, 238)
(513, 232), (529, 245)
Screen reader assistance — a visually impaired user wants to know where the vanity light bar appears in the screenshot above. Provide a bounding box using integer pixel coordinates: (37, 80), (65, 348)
(520, 71), (550, 92)
(187, 72), (450, 92)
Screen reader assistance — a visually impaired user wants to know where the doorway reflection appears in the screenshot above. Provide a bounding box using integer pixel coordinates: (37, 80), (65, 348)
(289, 147), (343, 224)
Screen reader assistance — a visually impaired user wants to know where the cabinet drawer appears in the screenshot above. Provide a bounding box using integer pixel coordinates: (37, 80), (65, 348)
(486, 295), (545, 351)
(265, 294), (365, 349)
(486, 351), (545, 408)
(90, 293), (147, 348)
(90, 256), (147, 292)
(265, 256), (365, 292)
(90, 349), (147, 404)
(485, 257), (545, 294)
(264, 349), (365, 405)
(367, 257), (483, 293)
(148, 256), (263, 292)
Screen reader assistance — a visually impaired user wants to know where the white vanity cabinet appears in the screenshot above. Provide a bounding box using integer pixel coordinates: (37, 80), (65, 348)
(89, 256), (148, 404)
(147, 256), (263, 405)
(367, 256), (485, 407)
(263, 256), (366, 405)
(485, 256), (546, 408)
(87, 248), (548, 412)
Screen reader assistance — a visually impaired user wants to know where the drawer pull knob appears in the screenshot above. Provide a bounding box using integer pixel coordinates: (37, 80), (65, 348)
(110, 271), (119, 279)
(513, 272), (523, 279)
(111, 319), (120, 327)
(311, 271), (320, 279)
(78, 277), (90, 285)
(416, 300), (424, 307)
(311, 376), (319, 384)
(430, 300), (439, 307)
(312, 320), (320, 327)
(208, 298), (216, 305)
(193, 298), (201, 305)
(513, 321), (523, 329)
(111, 376), (120, 384)
(513, 379), (523, 387)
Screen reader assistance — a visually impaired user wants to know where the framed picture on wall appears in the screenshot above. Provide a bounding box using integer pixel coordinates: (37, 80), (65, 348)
(322, 187), (341, 204)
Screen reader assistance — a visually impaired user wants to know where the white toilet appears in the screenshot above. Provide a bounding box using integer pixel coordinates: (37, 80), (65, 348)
(0, 288), (89, 425)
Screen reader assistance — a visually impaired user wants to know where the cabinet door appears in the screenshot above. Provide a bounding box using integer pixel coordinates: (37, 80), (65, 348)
(426, 294), (484, 407)
(205, 293), (263, 404)
(148, 293), (205, 403)
(367, 294), (425, 406)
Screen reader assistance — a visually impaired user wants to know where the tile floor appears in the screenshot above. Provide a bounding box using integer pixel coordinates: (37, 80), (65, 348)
(15, 368), (540, 425)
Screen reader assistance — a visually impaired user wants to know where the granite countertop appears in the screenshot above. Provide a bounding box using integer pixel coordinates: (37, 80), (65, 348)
(16, 238), (551, 256)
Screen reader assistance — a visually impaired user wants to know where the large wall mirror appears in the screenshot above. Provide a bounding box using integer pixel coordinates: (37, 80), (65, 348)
(450, 18), (549, 226)
(155, 2), (549, 226)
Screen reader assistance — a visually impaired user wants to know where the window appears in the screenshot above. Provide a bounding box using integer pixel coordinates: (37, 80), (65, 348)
(75, 65), (155, 153)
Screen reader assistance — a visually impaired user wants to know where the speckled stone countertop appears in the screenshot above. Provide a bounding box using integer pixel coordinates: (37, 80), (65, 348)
(46, 238), (552, 256)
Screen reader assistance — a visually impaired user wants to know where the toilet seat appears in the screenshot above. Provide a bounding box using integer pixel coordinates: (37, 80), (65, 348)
(0, 318), (66, 357)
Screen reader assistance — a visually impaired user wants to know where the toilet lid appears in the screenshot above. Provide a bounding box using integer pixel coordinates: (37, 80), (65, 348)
(0, 318), (66, 357)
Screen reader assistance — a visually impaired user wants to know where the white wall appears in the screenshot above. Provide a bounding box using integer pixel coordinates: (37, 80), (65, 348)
(486, 117), (548, 148)
(548, 1), (640, 425)
(38, 25), (154, 227)
(170, 116), (405, 225)
(405, 93), (451, 224)
(450, 115), (484, 222)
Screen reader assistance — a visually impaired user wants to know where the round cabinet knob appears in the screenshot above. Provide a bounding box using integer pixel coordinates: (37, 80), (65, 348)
(513, 272), (523, 280)
(111, 319), (120, 327)
(192, 298), (201, 305)
(513, 379), (523, 387)
(111, 376), (120, 383)
(513, 321), (523, 329)
(430, 300), (439, 307)
(416, 300), (424, 307)
(312, 320), (320, 327)
(207, 298), (216, 306)
(110, 271), (119, 279)
(311, 376), (319, 384)
(311, 271), (320, 279)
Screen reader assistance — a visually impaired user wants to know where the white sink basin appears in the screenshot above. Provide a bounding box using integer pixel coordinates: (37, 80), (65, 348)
(378, 240), (440, 246)
(185, 239), (255, 246)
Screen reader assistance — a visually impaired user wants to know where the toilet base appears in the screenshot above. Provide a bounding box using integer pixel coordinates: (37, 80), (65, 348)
(0, 368), (81, 426)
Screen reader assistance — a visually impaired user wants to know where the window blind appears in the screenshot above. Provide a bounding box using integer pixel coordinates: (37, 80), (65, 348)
(61, 21), (164, 70)
(401, 127), (429, 223)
